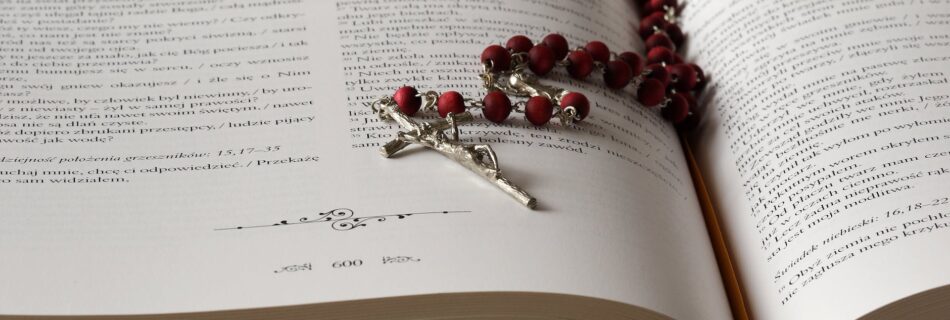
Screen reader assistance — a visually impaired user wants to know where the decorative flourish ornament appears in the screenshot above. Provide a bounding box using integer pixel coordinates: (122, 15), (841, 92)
(215, 208), (474, 232)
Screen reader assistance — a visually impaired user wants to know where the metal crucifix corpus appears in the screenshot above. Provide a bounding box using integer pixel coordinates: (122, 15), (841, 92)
(371, 97), (537, 209)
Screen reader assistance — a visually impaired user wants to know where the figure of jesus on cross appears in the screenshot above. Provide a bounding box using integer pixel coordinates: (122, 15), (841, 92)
(370, 96), (537, 209)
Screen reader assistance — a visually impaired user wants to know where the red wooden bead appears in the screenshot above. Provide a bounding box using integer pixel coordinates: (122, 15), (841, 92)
(525, 96), (554, 126)
(528, 44), (556, 76)
(645, 33), (675, 51)
(603, 60), (632, 89)
(690, 63), (706, 90)
(665, 24), (684, 47)
(639, 12), (668, 38)
(676, 94), (701, 131)
(667, 63), (698, 91)
(662, 92), (690, 123)
(584, 41), (610, 65)
(646, 63), (671, 85)
(644, 0), (677, 14)
(656, 0), (678, 8)
(684, 91), (697, 111)
(481, 45), (511, 72)
(542, 33), (569, 61)
(637, 78), (666, 107)
(393, 86), (422, 116)
(677, 113), (699, 131)
(482, 91), (512, 123)
(618, 51), (644, 76)
(566, 50), (594, 79)
(436, 91), (466, 118)
(506, 35), (534, 53)
(672, 53), (684, 64)
(647, 46), (675, 65)
(559, 92), (590, 121)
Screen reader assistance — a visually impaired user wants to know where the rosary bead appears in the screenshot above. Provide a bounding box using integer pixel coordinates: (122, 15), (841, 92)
(618, 51), (645, 76)
(528, 44), (556, 76)
(690, 63), (706, 90)
(672, 53), (684, 64)
(482, 90), (513, 123)
(437, 91), (467, 118)
(668, 63), (698, 91)
(684, 92), (698, 118)
(525, 96), (554, 126)
(662, 92), (690, 123)
(647, 46), (675, 65)
(637, 78), (666, 107)
(481, 45), (511, 72)
(603, 60), (633, 89)
(506, 35), (534, 54)
(645, 63), (671, 85)
(676, 92), (701, 130)
(559, 92), (590, 121)
(665, 24), (684, 47)
(566, 50), (595, 79)
(542, 33), (570, 61)
(673, 53), (684, 64)
(393, 86), (422, 116)
(645, 33), (675, 51)
(639, 11), (668, 38)
(644, 0), (677, 15)
(584, 41), (611, 65)
(684, 91), (697, 109)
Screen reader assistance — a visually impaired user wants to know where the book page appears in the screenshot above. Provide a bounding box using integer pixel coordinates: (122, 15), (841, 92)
(683, 0), (950, 318)
(0, 1), (730, 319)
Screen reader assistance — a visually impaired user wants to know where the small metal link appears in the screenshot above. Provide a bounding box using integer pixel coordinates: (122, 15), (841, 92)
(664, 6), (677, 24)
(511, 101), (527, 113)
(368, 96), (395, 120)
(464, 98), (484, 109)
(511, 52), (529, 67)
(555, 106), (578, 126)
(419, 90), (440, 112)
(480, 61), (496, 91)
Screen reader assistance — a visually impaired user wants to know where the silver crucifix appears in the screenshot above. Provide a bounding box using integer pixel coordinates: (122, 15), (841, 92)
(370, 96), (537, 209)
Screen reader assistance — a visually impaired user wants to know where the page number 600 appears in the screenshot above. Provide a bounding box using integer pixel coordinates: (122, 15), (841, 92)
(331, 259), (363, 268)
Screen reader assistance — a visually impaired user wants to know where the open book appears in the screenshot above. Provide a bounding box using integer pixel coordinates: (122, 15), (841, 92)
(2, 0), (949, 319)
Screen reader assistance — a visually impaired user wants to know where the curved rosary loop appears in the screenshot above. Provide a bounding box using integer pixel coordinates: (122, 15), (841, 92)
(475, 0), (706, 130)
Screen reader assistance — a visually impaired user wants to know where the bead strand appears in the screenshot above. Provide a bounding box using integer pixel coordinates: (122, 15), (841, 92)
(385, 1), (707, 131)
(637, 0), (706, 129)
(472, 1), (707, 130)
(387, 85), (587, 129)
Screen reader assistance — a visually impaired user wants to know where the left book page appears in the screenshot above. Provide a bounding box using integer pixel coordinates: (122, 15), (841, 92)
(0, 1), (729, 319)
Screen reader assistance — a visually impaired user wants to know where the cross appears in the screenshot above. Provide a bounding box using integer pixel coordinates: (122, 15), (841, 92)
(370, 97), (537, 209)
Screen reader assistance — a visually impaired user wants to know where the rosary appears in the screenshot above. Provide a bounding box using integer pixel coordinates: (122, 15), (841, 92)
(368, 0), (705, 209)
